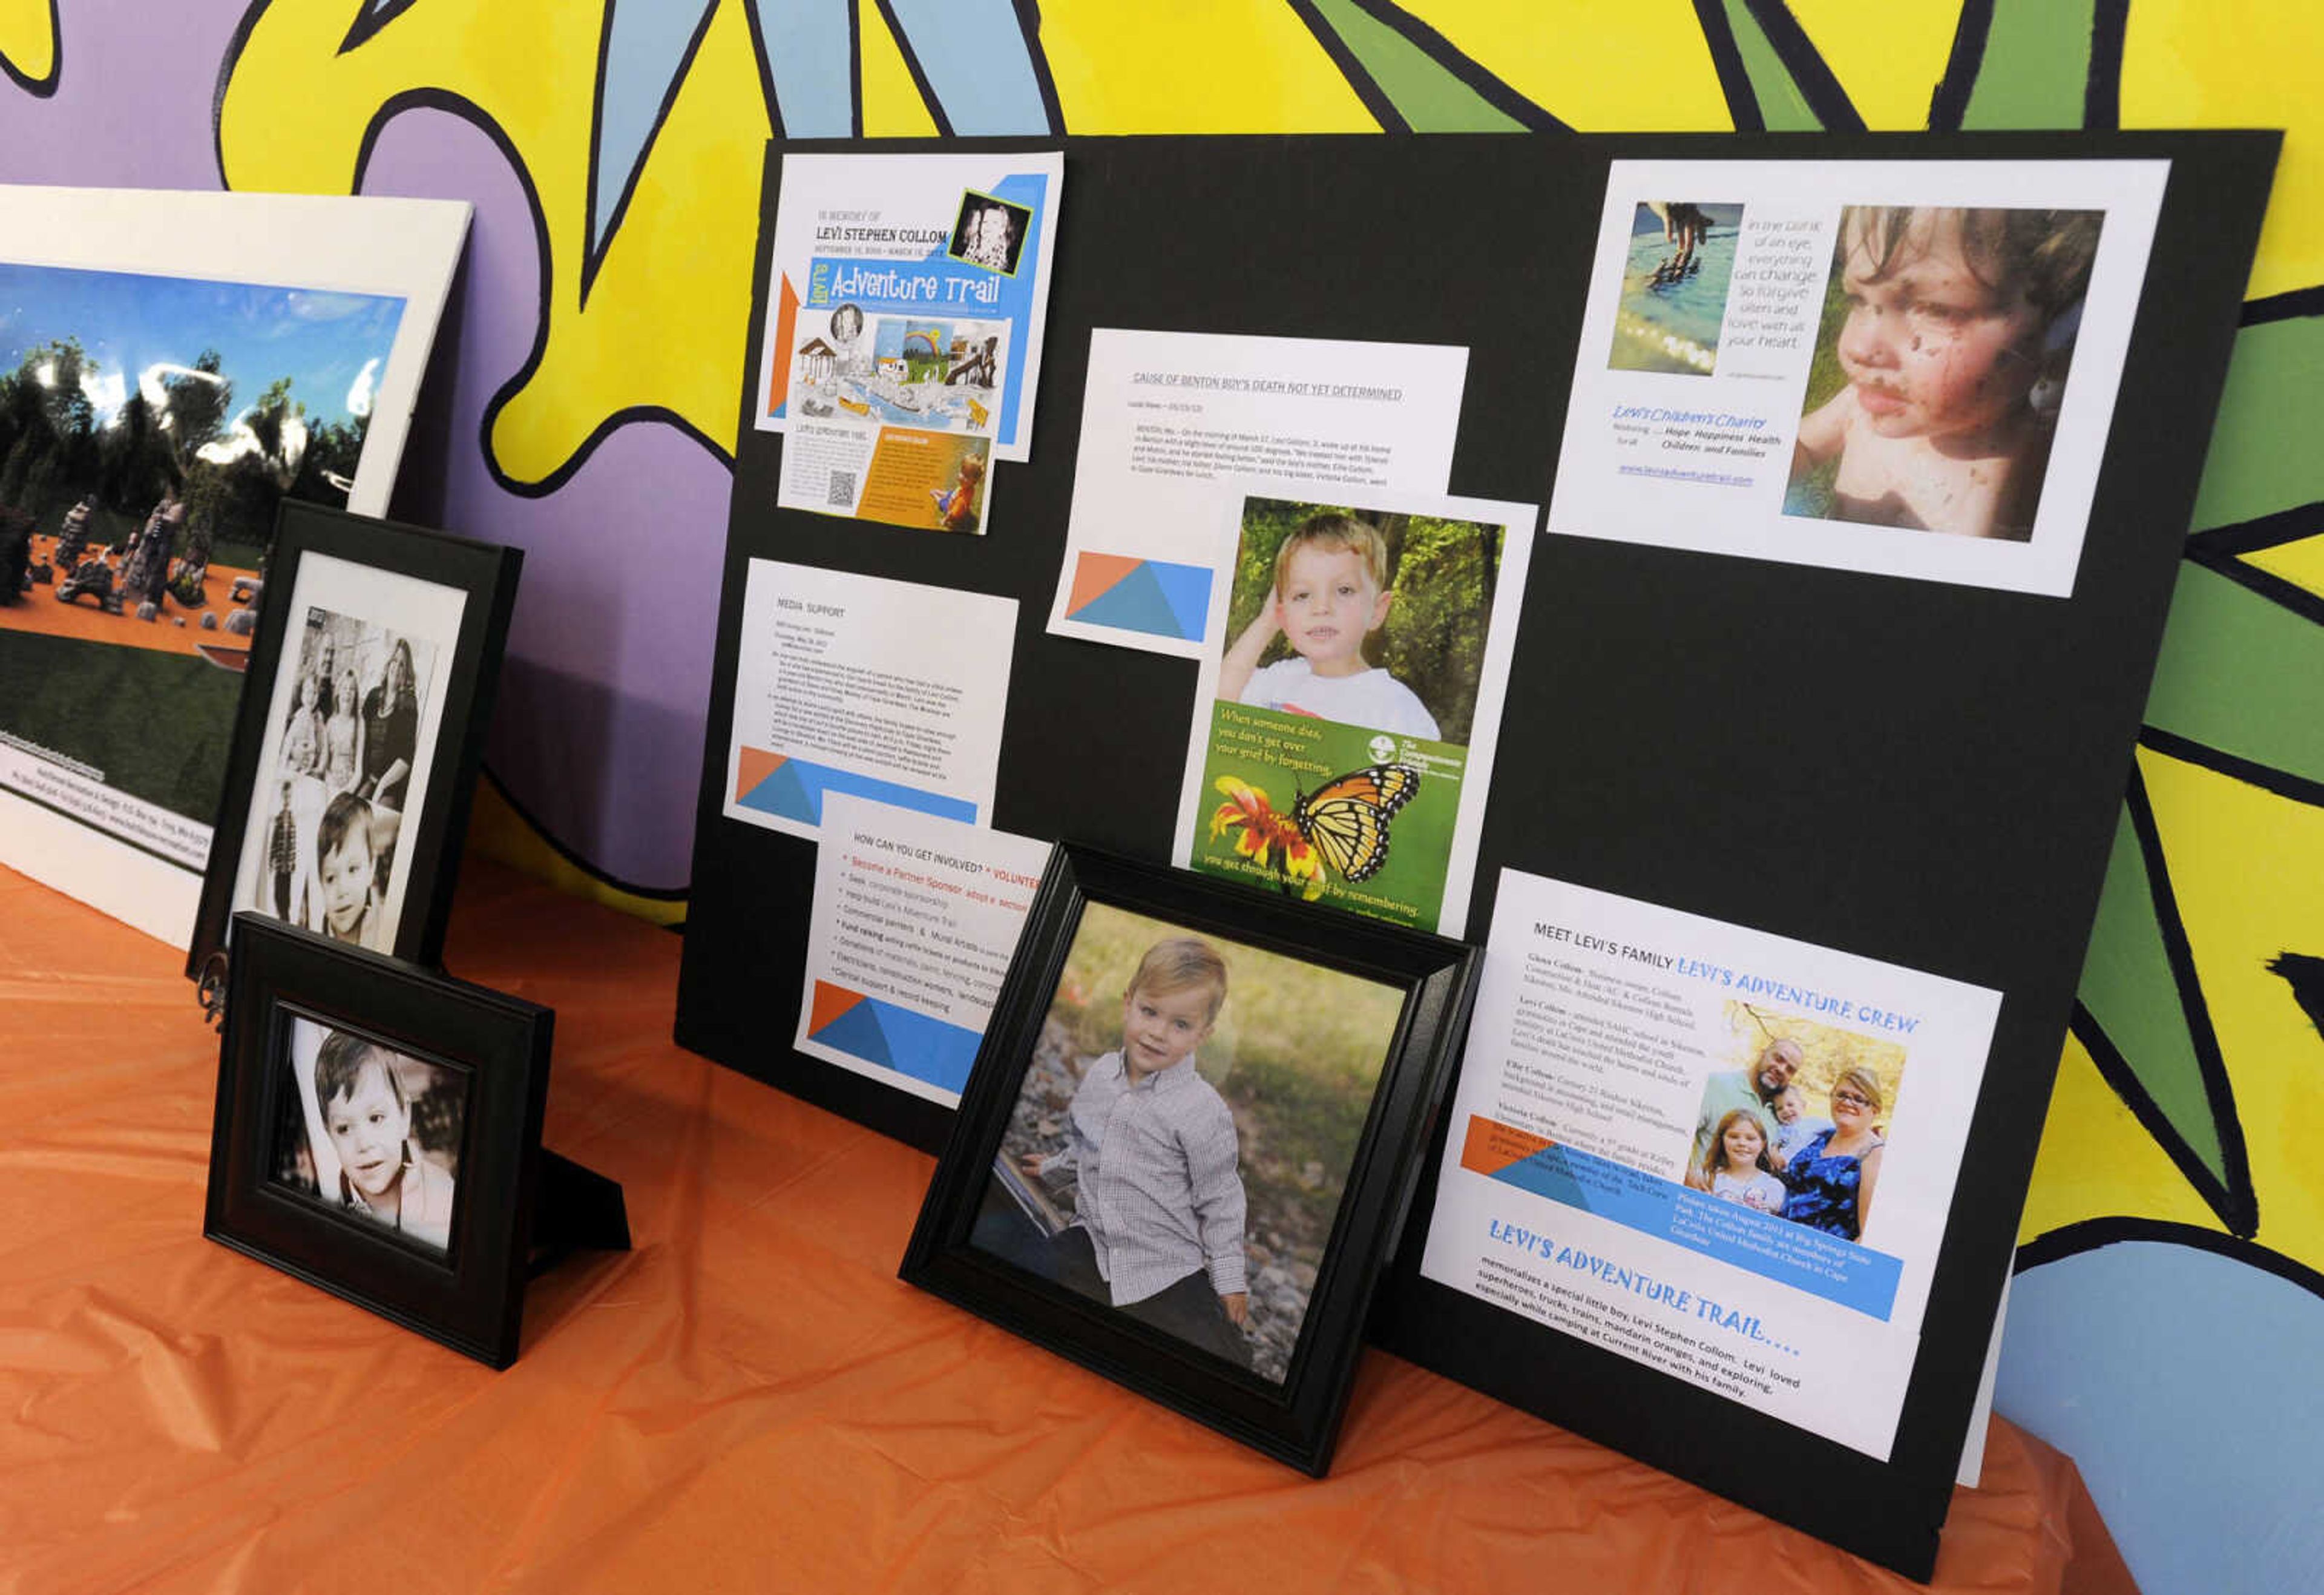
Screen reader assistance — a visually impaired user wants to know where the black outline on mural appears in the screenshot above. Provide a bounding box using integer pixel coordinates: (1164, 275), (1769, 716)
(1736, 0), (1865, 131)
(864, 0), (955, 138)
(2084, 0), (2129, 130)
(2242, 285), (2324, 326)
(2184, 502), (2324, 634)
(2139, 728), (2324, 812)
(476, 765), (689, 907)
(340, 0), (419, 57)
(2016, 1216), (2324, 1303)
(1690, 0), (1765, 133)
(2083, 760), (2259, 1234)
(1331, 0), (1566, 133)
(580, 0), (722, 309)
(740, 0), (865, 140)
(0, 0), (60, 96)
(2268, 951), (2324, 1045)
(1008, 0), (1066, 135)
(1925, 0), (1992, 132)
(1285, 0), (1410, 133)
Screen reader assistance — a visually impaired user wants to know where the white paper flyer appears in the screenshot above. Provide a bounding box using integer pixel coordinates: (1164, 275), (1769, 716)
(1420, 870), (2002, 1460)
(1048, 330), (1468, 657)
(721, 562), (1016, 842)
(1548, 159), (2167, 596)
(796, 795), (1051, 1107)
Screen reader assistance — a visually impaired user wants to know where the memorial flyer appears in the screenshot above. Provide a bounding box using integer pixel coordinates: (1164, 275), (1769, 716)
(1420, 871), (2001, 1460)
(796, 794), (1051, 1107)
(721, 561), (1016, 843)
(1548, 159), (2166, 596)
(756, 151), (1061, 531)
(1049, 331), (1468, 657)
(1170, 489), (1534, 936)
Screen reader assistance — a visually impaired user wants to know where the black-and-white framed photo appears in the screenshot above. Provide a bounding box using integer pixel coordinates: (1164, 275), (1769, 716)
(203, 912), (555, 1367)
(900, 845), (1480, 1474)
(188, 502), (519, 984)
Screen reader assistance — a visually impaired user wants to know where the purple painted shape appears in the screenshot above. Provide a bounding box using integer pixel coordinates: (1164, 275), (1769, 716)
(0, 9), (237, 186)
(356, 108), (729, 892)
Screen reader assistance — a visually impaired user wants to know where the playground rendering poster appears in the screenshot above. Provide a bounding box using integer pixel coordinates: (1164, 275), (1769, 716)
(0, 186), (468, 945)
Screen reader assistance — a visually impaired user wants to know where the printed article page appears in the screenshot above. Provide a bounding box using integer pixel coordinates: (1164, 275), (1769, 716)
(1548, 159), (2166, 596)
(721, 561), (1016, 843)
(1421, 870), (2001, 1460)
(1048, 330), (1467, 657)
(1170, 488), (1534, 936)
(795, 794), (1051, 1107)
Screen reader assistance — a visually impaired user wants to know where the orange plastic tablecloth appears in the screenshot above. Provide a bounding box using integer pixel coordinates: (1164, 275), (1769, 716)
(0, 860), (2135, 1594)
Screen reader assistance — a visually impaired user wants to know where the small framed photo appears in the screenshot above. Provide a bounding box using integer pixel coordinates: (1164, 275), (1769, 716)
(188, 501), (520, 985)
(204, 912), (555, 1366)
(901, 845), (1480, 1473)
(946, 188), (1031, 277)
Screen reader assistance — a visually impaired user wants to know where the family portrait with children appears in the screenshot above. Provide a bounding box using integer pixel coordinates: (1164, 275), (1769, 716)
(268, 1018), (467, 1258)
(1686, 1006), (1908, 1247)
(974, 903), (1406, 1384)
(236, 605), (437, 952)
(1785, 203), (2106, 544)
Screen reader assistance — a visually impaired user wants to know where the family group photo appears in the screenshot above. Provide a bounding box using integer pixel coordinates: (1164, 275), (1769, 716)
(1687, 1004), (1908, 1246)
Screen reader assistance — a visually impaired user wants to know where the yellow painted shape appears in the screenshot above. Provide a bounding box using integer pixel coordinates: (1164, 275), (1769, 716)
(219, 0), (770, 484)
(859, 0), (939, 137)
(1393, 1), (1730, 130)
(0, 0), (54, 82)
(1037, 1), (1378, 133)
(467, 778), (686, 927)
(2242, 529), (2324, 605)
(1787, 0), (1961, 129)
(2020, 1025), (2227, 1245)
(2122, 0), (2324, 300)
(2135, 745), (2324, 1262)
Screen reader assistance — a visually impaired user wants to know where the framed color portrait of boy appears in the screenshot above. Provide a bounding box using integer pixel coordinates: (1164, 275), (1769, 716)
(203, 913), (556, 1367)
(901, 846), (1480, 1474)
(189, 502), (520, 989)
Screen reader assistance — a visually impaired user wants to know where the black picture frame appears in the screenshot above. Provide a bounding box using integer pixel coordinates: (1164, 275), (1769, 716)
(203, 912), (556, 1367)
(187, 501), (521, 988)
(901, 845), (1480, 1474)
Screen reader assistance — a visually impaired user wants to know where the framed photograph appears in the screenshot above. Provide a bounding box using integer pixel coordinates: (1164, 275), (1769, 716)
(0, 185), (470, 946)
(203, 913), (554, 1367)
(188, 501), (520, 985)
(901, 845), (1480, 1473)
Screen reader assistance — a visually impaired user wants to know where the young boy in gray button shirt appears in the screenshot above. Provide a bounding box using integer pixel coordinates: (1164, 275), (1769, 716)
(1021, 936), (1251, 1366)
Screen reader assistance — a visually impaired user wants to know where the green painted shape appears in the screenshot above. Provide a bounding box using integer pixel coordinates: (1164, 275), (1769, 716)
(2145, 561), (2324, 789)
(1722, 0), (1819, 131)
(1308, 0), (1526, 131)
(1959, 1), (2092, 130)
(2079, 801), (2228, 1183)
(2191, 317), (2324, 532)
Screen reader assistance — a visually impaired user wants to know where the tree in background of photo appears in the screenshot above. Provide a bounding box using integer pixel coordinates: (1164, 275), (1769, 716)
(1725, 1000), (1908, 1130)
(1221, 498), (1503, 745)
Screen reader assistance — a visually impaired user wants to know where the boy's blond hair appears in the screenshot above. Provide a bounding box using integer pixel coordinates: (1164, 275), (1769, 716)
(1839, 206), (2101, 321)
(1272, 512), (1388, 600)
(1128, 936), (1229, 1023)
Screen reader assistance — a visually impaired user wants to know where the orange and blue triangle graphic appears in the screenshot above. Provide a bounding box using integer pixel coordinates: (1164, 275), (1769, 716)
(1064, 551), (1212, 640)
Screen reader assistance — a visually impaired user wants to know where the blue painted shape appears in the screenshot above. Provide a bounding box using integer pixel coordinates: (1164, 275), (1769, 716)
(1069, 561), (1211, 641)
(1482, 1140), (1902, 1317)
(593, 0), (718, 255)
(736, 757), (979, 827)
(753, 0), (854, 137)
(2000, 1240), (2324, 1595)
(886, 0), (1051, 133)
(812, 997), (895, 1070)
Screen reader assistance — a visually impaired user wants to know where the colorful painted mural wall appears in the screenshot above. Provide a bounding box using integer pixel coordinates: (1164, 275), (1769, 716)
(4, 5), (2318, 1587)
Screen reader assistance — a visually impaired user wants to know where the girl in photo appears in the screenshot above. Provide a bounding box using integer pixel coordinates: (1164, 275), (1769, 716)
(359, 638), (418, 815)
(1687, 1107), (1787, 1212)
(322, 664), (363, 796)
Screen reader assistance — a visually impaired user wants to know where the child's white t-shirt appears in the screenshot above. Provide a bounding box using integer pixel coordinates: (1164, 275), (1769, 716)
(1239, 658), (1440, 738)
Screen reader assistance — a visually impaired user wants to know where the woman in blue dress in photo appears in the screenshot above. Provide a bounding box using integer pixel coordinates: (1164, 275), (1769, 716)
(1779, 1065), (1886, 1242)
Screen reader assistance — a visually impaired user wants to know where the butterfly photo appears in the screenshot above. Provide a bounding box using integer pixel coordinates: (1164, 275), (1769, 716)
(1291, 764), (1420, 883)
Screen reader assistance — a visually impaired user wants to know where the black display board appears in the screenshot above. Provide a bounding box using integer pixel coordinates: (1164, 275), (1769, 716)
(678, 131), (2276, 1576)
